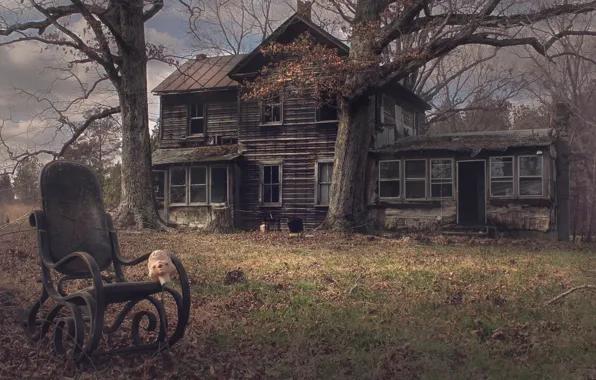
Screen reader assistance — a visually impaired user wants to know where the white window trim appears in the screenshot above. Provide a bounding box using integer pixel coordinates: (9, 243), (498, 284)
(168, 165), (229, 206)
(260, 91), (284, 125)
(430, 158), (454, 200)
(489, 156), (515, 198)
(404, 159), (427, 200)
(188, 103), (205, 137)
(188, 166), (209, 206)
(378, 160), (401, 200)
(260, 162), (283, 206)
(518, 155), (544, 198)
(315, 159), (334, 206)
(169, 167), (189, 206)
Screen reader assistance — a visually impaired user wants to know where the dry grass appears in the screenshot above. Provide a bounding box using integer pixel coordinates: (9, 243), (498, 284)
(1, 229), (596, 379)
(0, 203), (36, 224)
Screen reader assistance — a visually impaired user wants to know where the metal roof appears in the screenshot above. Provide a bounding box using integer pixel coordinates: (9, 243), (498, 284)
(152, 55), (247, 94)
(152, 145), (241, 165)
(373, 128), (558, 156)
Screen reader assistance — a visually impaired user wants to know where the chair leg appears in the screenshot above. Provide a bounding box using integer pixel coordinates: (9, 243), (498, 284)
(22, 288), (48, 341)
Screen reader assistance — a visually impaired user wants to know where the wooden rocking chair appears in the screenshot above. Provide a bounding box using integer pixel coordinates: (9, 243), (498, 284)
(23, 160), (191, 361)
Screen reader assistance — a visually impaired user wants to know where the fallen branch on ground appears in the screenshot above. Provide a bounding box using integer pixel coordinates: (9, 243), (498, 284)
(544, 285), (596, 306)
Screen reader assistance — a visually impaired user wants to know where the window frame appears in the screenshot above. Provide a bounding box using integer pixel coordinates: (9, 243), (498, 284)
(404, 159), (427, 200)
(188, 166), (208, 206)
(315, 94), (339, 123)
(489, 156), (515, 198)
(168, 165), (229, 206)
(260, 91), (283, 125)
(518, 155), (544, 198)
(188, 102), (206, 137)
(315, 159), (334, 206)
(402, 108), (415, 137)
(378, 160), (401, 200)
(260, 162), (283, 206)
(169, 167), (189, 206)
(430, 158), (454, 199)
(209, 165), (229, 205)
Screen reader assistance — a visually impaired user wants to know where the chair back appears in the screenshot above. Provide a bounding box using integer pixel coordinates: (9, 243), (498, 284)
(39, 160), (113, 275)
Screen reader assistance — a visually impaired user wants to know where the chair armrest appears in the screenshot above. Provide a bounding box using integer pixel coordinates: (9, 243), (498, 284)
(42, 251), (105, 299)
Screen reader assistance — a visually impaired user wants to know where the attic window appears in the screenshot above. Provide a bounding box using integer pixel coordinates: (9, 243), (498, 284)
(261, 93), (282, 124)
(316, 94), (338, 122)
(189, 103), (204, 135)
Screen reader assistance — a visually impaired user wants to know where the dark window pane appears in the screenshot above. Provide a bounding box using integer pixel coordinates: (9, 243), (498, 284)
(520, 156), (542, 177)
(264, 166), (271, 184)
(190, 185), (206, 203)
(152, 172), (165, 198)
(491, 181), (513, 197)
(264, 185), (271, 203)
(431, 160), (452, 179)
(380, 161), (399, 179)
(190, 118), (204, 134)
(405, 161), (425, 178)
(271, 165), (280, 183)
(431, 183), (453, 198)
(319, 163), (332, 183)
(380, 180), (400, 198)
(520, 178), (542, 196)
(316, 95), (338, 121)
(170, 186), (186, 203)
(406, 180), (425, 198)
(190, 167), (206, 185)
(491, 157), (513, 177)
(171, 168), (186, 186)
(271, 184), (280, 203)
(211, 167), (227, 203)
(191, 103), (203, 118)
(319, 184), (330, 204)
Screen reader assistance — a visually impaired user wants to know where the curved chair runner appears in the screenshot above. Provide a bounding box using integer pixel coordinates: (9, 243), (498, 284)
(22, 160), (191, 361)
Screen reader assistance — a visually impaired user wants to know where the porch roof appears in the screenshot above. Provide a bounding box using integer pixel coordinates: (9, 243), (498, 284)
(152, 145), (241, 166)
(373, 128), (558, 156)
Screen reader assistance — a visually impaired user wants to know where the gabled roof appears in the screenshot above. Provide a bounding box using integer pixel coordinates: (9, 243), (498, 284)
(372, 128), (558, 156)
(153, 54), (247, 94)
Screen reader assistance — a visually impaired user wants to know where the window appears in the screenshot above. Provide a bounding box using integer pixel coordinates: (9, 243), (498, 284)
(261, 92), (282, 124)
(317, 162), (333, 205)
(170, 168), (187, 204)
(405, 160), (426, 199)
(402, 109), (415, 136)
(262, 164), (281, 204)
(379, 160), (400, 199)
(430, 159), (453, 198)
(519, 155), (543, 196)
(316, 95), (338, 122)
(210, 167), (228, 203)
(190, 167), (207, 203)
(189, 103), (204, 135)
(490, 157), (514, 197)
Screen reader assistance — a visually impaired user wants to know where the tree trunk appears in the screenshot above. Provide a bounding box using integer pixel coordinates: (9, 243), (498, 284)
(322, 96), (375, 231)
(113, 0), (165, 230)
(206, 206), (234, 233)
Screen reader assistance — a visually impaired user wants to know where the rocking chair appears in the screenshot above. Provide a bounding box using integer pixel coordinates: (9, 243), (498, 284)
(23, 160), (191, 361)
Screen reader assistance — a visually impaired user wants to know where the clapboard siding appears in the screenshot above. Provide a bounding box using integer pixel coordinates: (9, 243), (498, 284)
(207, 101), (238, 138)
(161, 104), (187, 148)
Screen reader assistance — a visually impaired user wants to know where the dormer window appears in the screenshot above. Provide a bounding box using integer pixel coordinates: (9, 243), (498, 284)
(261, 92), (282, 124)
(316, 94), (338, 122)
(189, 103), (205, 136)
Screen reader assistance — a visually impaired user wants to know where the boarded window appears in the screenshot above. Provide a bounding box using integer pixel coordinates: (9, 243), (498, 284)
(430, 159), (453, 198)
(170, 168), (187, 204)
(262, 165), (281, 204)
(316, 94), (338, 122)
(490, 157), (513, 197)
(210, 167), (228, 203)
(262, 93), (282, 124)
(519, 156), (543, 196)
(379, 160), (400, 199)
(189, 103), (204, 135)
(317, 162), (333, 204)
(190, 167), (207, 203)
(405, 160), (426, 199)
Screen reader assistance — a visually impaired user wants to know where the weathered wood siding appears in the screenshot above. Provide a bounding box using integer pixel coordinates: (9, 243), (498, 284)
(237, 96), (336, 230)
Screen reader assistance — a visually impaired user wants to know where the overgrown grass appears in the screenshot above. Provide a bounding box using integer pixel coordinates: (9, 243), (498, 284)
(1, 230), (596, 379)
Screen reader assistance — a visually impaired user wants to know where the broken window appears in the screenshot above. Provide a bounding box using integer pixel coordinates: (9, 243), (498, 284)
(190, 167), (207, 203)
(170, 167), (187, 204)
(317, 162), (333, 205)
(189, 103), (205, 135)
(430, 159), (453, 198)
(316, 94), (338, 122)
(519, 155), (543, 196)
(262, 164), (281, 204)
(405, 160), (426, 199)
(490, 157), (514, 197)
(210, 167), (228, 203)
(261, 93), (282, 124)
(379, 160), (400, 199)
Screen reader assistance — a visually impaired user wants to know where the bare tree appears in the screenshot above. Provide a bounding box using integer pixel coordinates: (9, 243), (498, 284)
(243, 0), (596, 231)
(0, 0), (168, 229)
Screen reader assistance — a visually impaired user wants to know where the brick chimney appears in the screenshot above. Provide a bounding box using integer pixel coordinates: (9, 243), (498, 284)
(297, 0), (312, 20)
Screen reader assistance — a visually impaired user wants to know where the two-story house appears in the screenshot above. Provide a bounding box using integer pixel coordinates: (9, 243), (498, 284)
(151, 7), (571, 240)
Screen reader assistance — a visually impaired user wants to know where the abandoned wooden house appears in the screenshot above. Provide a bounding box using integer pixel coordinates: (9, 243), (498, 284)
(151, 8), (570, 241)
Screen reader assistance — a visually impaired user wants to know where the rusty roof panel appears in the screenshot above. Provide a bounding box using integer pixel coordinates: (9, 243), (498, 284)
(152, 145), (241, 165)
(153, 55), (246, 94)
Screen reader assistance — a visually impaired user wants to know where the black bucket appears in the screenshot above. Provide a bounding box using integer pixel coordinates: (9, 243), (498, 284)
(287, 217), (304, 233)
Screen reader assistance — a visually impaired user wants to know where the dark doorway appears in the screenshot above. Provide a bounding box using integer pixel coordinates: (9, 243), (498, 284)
(457, 161), (486, 225)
